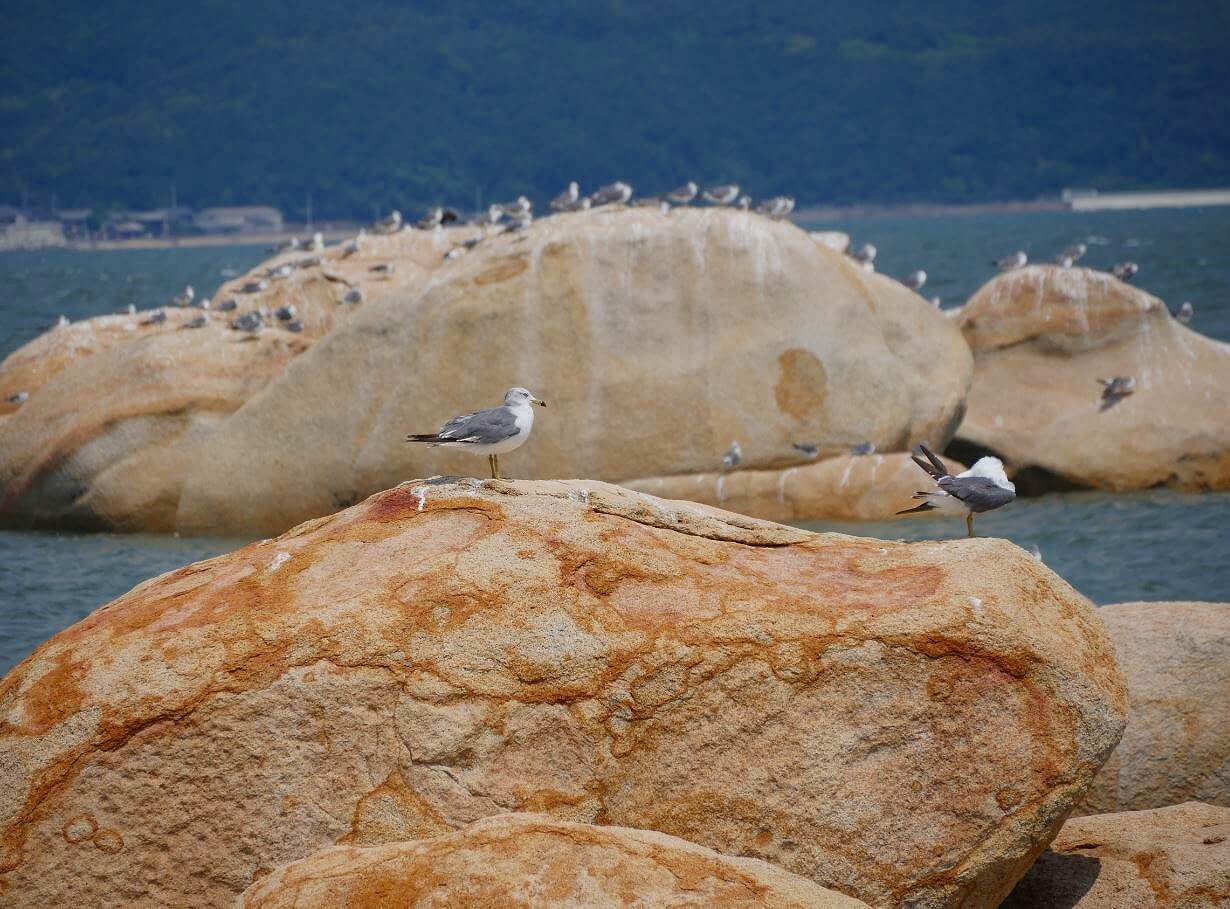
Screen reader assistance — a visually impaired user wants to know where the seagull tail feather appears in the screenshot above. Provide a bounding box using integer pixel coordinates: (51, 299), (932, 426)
(405, 433), (441, 444)
(909, 444), (948, 481)
(896, 501), (936, 516)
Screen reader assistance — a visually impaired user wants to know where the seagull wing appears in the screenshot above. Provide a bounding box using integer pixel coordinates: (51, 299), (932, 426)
(937, 476), (1016, 512)
(435, 405), (519, 444)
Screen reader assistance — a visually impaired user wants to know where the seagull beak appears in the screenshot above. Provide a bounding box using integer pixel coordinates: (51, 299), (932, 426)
(533, 397), (547, 407)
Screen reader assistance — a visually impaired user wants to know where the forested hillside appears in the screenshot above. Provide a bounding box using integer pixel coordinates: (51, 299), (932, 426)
(2, 1), (1228, 218)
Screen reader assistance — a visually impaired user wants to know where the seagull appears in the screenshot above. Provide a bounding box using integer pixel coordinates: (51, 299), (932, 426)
(125, 304), (137, 315)
(198, 297), (212, 309)
(444, 247), (467, 261)
(266, 264), (293, 280)
(369, 263), (395, 274)
(849, 242), (877, 267)
(481, 203), (505, 226)
(590, 182), (633, 206)
(665, 182), (698, 205)
(307, 232), (324, 252)
(1028, 544), (1043, 562)
(722, 440), (742, 470)
(284, 319), (304, 333)
(550, 182), (580, 212)
(340, 231), (365, 257)
(851, 441), (876, 456)
(171, 285), (195, 307)
(374, 210), (403, 234)
(1112, 261), (1139, 281)
(274, 304), (296, 321)
(230, 311), (263, 333)
(736, 195), (752, 210)
(1097, 376), (1136, 411)
(897, 443), (1016, 537)
(343, 288), (364, 304)
(929, 296), (943, 309)
(1175, 301), (1194, 323)
(756, 196), (795, 218)
(792, 442), (819, 460)
(292, 256), (322, 270)
(501, 196), (532, 217)
(56, 315), (70, 327)
(140, 310), (167, 326)
(216, 297), (239, 312)
(702, 184), (740, 205)
(238, 280), (268, 294)
(994, 251), (1028, 271)
(899, 270), (927, 291)
(405, 387), (547, 479)
(7, 390), (29, 405)
(180, 314), (208, 329)
(502, 213), (532, 233)
(560, 196), (592, 213)
(1056, 243), (1087, 265)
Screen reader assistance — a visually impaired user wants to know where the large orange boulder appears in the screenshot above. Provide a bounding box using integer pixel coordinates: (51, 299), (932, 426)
(238, 813), (872, 908)
(951, 265), (1230, 491)
(0, 480), (1125, 907)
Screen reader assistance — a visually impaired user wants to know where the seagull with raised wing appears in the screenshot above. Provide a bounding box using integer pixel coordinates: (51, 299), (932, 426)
(406, 387), (547, 479)
(1112, 261), (1139, 282)
(897, 443), (1016, 537)
(1097, 376), (1136, 411)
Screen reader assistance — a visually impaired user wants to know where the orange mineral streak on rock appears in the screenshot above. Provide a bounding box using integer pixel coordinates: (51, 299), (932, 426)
(953, 265), (1230, 491)
(240, 814), (874, 909)
(0, 480), (1126, 908)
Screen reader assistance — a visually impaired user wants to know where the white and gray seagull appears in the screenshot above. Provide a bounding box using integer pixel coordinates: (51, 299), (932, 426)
(897, 443), (1016, 537)
(405, 387), (547, 479)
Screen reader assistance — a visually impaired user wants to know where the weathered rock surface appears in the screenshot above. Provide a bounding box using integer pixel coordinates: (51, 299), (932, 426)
(625, 452), (967, 523)
(1, 205), (971, 535)
(0, 480), (1125, 908)
(238, 813), (872, 909)
(1002, 801), (1230, 908)
(951, 266), (1230, 491)
(0, 225), (470, 529)
(1080, 601), (1230, 815)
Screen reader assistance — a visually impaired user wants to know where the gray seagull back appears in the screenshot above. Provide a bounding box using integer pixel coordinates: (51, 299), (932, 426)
(937, 476), (1016, 513)
(436, 405), (519, 444)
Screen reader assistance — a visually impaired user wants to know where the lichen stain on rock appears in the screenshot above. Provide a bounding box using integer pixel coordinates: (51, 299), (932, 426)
(774, 348), (828, 421)
(61, 814), (96, 844)
(472, 256), (529, 286)
(5, 652), (89, 736)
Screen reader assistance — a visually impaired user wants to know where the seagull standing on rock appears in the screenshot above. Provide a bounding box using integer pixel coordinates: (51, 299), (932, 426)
(897, 443), (1016, 538)
(590, 182), (633, 206)
(406, 387), (547, 480)
(994, 251), (1028, 271)
(1098, 376), (1136, 411)
(1176, 301), (1194, 323)
(551, 182), (580, 211)
(900, 270), (927, 291)
(849, 242), (877, 269)
(722, 440), (742, 470)
(1113, 261), (1139, 282)
(702, 184), (740, 205)
(665, 182), (698, 205)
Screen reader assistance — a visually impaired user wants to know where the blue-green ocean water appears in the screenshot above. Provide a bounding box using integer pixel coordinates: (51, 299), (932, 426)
(1, 209), (1228, 674)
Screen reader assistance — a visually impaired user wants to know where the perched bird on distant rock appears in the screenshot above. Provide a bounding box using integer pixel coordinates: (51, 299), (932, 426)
(271, 237), (302, 254)
(307, 232), (324, 252)
(292, 256), (322, 270)
(197, 297), (212, 309)
(369, 263), (395, 274)
(590, 182), (633, 206)
(756, 196), (795, 218)
(1097, 376), (1136, 411)
(550, 182), (580, 212)
(480, 203), (505, 226)
(266, 264), (293, 280)
(722, 440), (742, 470)
(180, 314), (208, 329)
(665, 182), (698, 205)
(702, 184), (740, 205)
(406, 387), (547, 479)
(7, 390), (29, 406)
(1175, 301), (1194, 323)
(897, 443), (1016, 537)
(56, 315), (70, 327)
(230, 311), (263, 333)
(238, 279), (268, 294)
(501, 196), (532, 217)
(462, 235), (484, 249)
(417, 208), (443, 230)
(851, 441), (876, 456)
(444, 246), (467, 261)
(736, 195), (752, 210)
(125, 304), (137, 315)
(1112, 261), (1139, 281)
(340, 231), (365, 257)
(1056, 243), (1087, 266)
(284, 319), (303, 333)
(792, 442), (819, 460)
(274, 304), (296, 321)
(440, 208), (461, 225)
(1028, 544), (1043, 562)
(140, 310), (167, 326)
(171, 286), (194, 307)
(994, 250), (1028, 271)
(849, 242), (877, 267)
(899, 270), (927, 291)
(929, 296), (943, 309)
(374, 210), (402, 235)
(503, 213), (532, 233)
(216, 297), (238, 312)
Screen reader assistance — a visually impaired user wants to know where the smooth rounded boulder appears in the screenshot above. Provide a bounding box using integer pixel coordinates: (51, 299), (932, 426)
(238, 813), (872, 908)
(0, 479), (1125, 908)
(1002, 802), (1230, 908)
(1079, 601), (1230, 814)
(951, 265), (1230, 491)
(175, 205), (971, 535)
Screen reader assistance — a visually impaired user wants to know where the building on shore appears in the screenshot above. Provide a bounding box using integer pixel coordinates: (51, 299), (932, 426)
(0, 215), (66, 251)
(195, 206), (283, 234)
(1063, 187), (1230, 211)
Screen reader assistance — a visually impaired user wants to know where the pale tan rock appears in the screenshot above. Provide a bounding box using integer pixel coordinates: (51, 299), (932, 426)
(624, 452), (967, 523)
(176, 206), (971, 535)
(1002, 802), (1230, 908)
(952, 265), (1230, 491)
(238, 813), (872, 908)
(0, 480), (1124, 908)
(1080, 602), (1230, 814)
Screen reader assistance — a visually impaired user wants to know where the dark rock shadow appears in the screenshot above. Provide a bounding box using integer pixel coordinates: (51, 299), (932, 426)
(999, 851), (1102, 908)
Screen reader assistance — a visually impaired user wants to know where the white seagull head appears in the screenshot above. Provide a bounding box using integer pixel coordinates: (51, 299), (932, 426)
(504, 387), (547, 408)
(961, 456), (1015, 492)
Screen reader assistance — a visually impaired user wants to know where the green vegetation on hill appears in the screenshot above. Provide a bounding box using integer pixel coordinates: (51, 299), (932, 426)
(2, 1), (1228, 220)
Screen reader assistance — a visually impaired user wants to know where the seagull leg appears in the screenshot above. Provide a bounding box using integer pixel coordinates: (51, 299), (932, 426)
(966, 513), (975, 538)
(488, 454), (499, 479)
